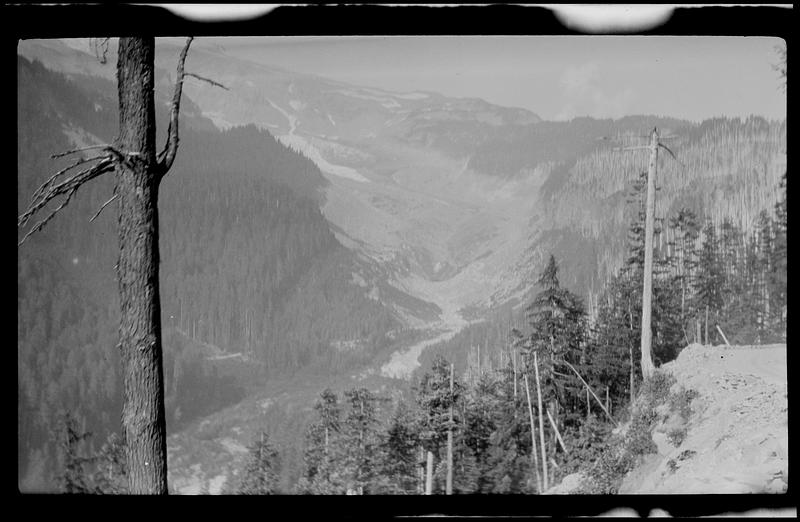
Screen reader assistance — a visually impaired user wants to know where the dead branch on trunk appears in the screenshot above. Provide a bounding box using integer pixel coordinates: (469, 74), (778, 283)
(51, 144), (120, 159)
(30, 154), (106, 204)
(184, 72), (229, 91)
(156, 37), (193, 175)
(157, 37), (228, 178)
(658, 142), (684, 167)
(19, 34), (228, 245)
(18, 156), (115, 245)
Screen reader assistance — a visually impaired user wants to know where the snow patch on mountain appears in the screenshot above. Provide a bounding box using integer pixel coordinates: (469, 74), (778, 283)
(289, 99), (306, 111)
(279, 134), (370, 183)
(337, 88), (400, 109)
(394, 91), (430, 100)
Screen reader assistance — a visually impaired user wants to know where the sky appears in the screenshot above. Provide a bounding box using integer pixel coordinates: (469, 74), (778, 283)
(201, 36), (786, 123)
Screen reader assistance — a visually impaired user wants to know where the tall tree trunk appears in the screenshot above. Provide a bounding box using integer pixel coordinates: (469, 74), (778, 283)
(512, 347), (518, 399)
(425, 451), (434, 495)
(418, 446), (424, 494)
(533, 352), (548, 492)
(696, 319), (702, 345)
(586, 387), (591, 421)
(523, 372), (541, 493)
(115, 36), (168, 494)
(446, 363), (454, 495)
(640, 128), (658, 380)
(628, 305), (635, 407)
(629, 341), (635, 407)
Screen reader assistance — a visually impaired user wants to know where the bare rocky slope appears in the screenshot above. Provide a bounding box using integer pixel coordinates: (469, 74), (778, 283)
(550, 343), (788, 495)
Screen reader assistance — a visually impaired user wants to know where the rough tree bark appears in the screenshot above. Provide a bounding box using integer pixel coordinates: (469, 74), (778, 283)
(21, 35), (201, 494)
(114, 36), (168, 495)
(18, 35), (224, 494)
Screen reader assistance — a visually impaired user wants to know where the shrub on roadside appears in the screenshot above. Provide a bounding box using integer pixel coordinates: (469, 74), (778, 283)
(576, 370), (675, 494)
(559, 416), (614, 478)
(669, 388), (698, 422)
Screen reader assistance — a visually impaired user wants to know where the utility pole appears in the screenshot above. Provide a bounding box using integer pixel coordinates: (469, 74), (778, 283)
(606, 127), (682, 381)
(640, 127), (659, 380)
(446, 363), (454, 495)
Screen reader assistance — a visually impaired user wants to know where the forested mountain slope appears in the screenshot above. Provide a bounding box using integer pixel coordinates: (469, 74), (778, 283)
(476, 116), (786, 300)
(538, 116), (785, 288)
(17, 56), (401, 490)
(20, 39), (786, 333)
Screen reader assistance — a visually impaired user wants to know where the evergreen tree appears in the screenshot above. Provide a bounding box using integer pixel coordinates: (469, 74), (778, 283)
(624, 171), (665, 273)
(375, 401), (420, 494)
(719, 218), (745, 322)
(486, 354), (535, 494)
(650, 272), (684, 364)
(415, 356), (462, 455)
(585, 273), (640, 410)
(695, 219), (724, 343)
(296, 389), (346, 494)
(734, 229), (766, 343)
(521, 254), (586, 428)
(434, 433), (481, 494)
(55, 411), (94, 494)
(236, 432), (281, 494)
(462, 372), (501, 493)
(414, 355), (463, 493)
(667, 208), (701, 324)
(91, 432), (127, 494)
(339, 387), (384, 494)
(755, 210), (777, 341)
(714, 219), (763, 344)
(769, 172), (787, 339)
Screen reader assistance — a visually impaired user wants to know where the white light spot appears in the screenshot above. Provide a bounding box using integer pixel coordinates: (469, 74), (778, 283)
(72, 257), (79, 265)
(156, 4), (275, 22)
(551, 5), (673, 33)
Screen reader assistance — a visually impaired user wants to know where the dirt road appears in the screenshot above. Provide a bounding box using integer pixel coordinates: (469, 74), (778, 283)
(621, 343), (788, 494)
